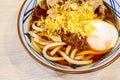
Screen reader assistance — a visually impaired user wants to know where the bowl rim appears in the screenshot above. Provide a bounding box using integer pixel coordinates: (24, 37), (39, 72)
(17, 0), (120, 74)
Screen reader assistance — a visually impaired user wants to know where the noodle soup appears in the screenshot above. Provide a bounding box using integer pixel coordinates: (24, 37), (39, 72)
(28, 0), (119, 68)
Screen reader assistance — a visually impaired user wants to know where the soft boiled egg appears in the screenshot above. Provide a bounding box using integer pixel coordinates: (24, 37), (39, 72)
(87, 20), (118, 51)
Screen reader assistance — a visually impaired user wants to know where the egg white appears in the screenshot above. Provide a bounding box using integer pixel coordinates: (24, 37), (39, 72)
(87, 20), (118, 51)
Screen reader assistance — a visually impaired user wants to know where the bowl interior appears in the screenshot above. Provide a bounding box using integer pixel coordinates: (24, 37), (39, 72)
(18, 0), (120, 73)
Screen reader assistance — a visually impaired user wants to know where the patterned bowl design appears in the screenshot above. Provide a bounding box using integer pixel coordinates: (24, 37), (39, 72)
(18, 0), (120, 73)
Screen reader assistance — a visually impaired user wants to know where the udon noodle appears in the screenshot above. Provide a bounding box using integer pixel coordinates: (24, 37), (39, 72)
(28, 0), (119, 67)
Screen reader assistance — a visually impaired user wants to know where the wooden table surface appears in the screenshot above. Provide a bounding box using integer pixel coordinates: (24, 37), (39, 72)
(0, 0), (120, 80)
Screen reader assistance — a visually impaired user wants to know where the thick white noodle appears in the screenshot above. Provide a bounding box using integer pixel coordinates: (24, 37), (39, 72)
(29, 31), (39, 39)
(50, 36), (62, 42)
(50, 46), (62, 56)
(34, 38), (49, 45)
(43, 42), (66, 61)
(58, 50), (93, 65)
(31, 38), (42, 53)
(74, 56), (83, 60)
(65, 45), (71, 55)
(70, 49), (78, 59)
(32, 24), (43, 32)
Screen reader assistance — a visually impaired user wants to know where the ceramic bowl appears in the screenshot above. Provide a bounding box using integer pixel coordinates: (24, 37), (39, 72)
(18, 0), (120, 74)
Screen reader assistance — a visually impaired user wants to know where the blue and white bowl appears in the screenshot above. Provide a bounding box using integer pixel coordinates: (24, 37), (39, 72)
(18, 0), (120, 73)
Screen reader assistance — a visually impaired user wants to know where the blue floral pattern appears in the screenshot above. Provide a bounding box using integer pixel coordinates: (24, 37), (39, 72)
(23, 0), (37, 23)
(109, 0), (120, 18)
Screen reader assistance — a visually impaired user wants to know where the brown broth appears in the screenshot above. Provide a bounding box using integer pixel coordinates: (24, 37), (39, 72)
(104, 3), (119, 29)
(32, 6), (47, 21)
(29, 2), (119, 67)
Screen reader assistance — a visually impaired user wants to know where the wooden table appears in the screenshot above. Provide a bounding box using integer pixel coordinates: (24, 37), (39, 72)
(0, 0), (120, 80)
